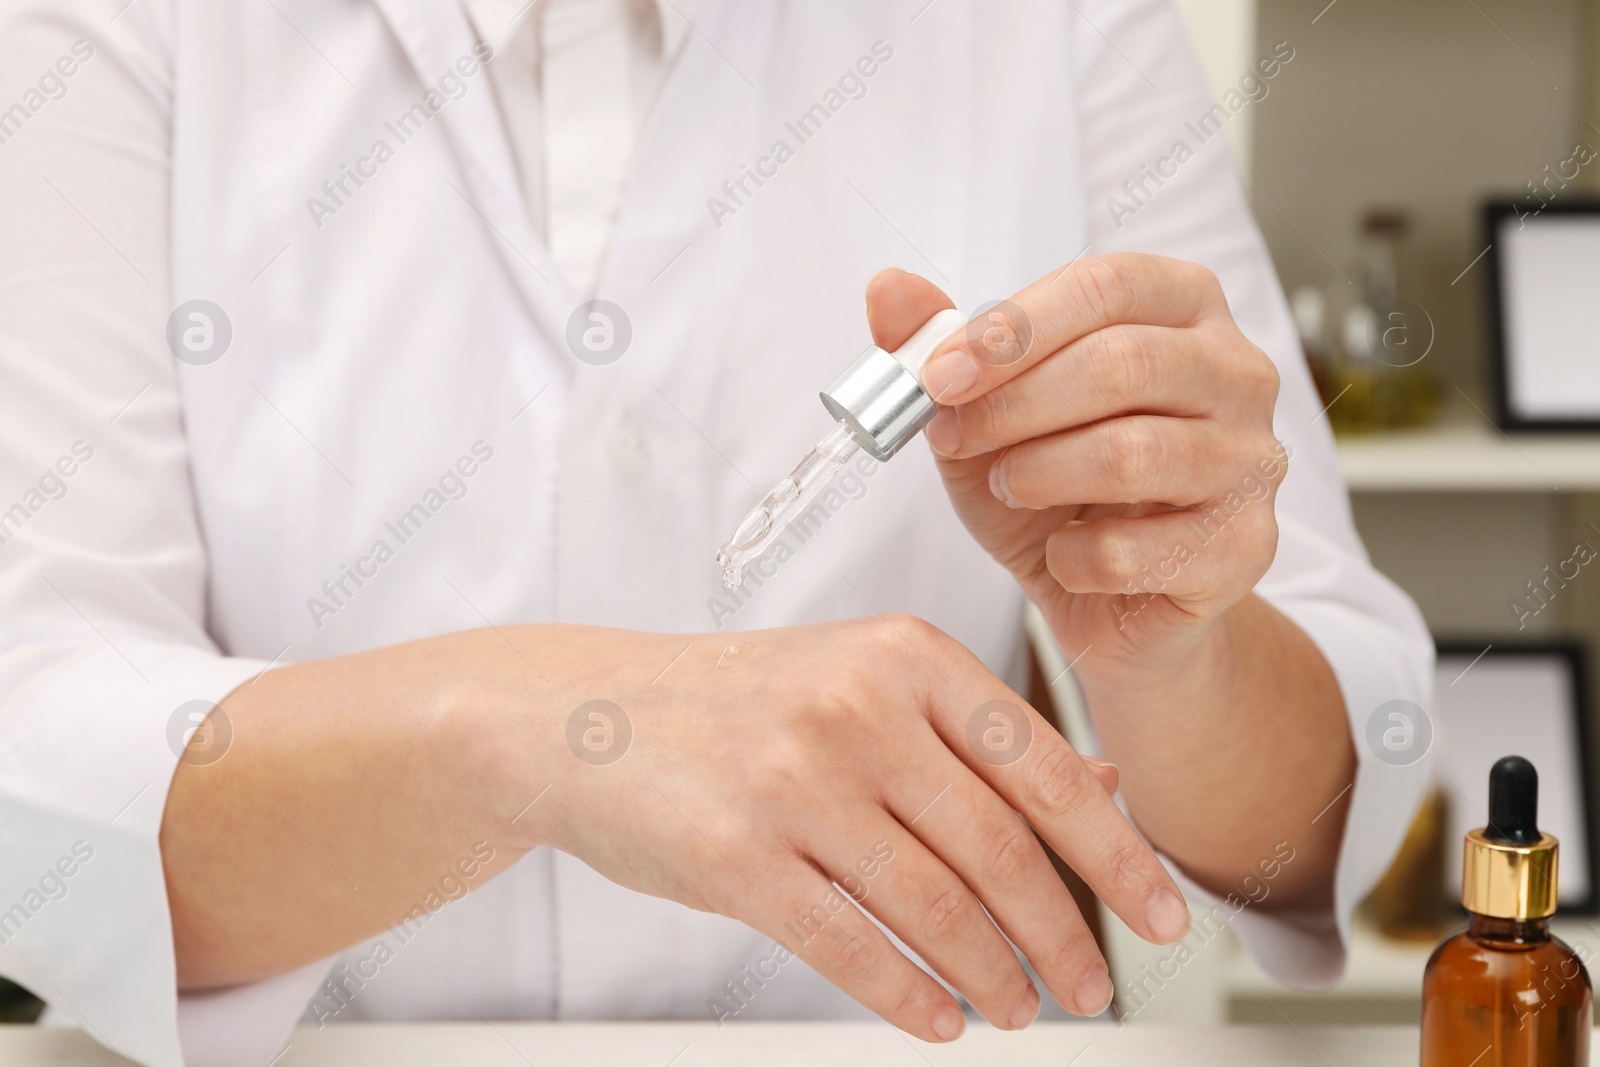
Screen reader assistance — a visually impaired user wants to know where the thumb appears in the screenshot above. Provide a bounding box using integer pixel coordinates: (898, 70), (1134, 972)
(864, 268), (956, 352)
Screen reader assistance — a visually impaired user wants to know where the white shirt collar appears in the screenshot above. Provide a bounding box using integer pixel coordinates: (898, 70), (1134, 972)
(654, 0), (716, 61)
(459, 0), (708, 61)
(654, 1), (689, 60)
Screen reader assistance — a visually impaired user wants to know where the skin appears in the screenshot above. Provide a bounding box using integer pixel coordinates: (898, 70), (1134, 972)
(162, 252), (1356, 1041)
(892, 255), (1353, 904)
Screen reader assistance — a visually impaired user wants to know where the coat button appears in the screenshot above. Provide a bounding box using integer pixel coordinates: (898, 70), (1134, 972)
(606, 409), (651, 476)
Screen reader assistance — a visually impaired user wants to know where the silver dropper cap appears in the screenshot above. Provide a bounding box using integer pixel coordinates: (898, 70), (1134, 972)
(819, 308), (968, 462)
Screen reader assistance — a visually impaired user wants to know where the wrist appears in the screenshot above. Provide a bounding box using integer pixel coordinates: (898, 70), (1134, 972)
(447, 626), (573, 856)
(1071, 601), (1239, 708)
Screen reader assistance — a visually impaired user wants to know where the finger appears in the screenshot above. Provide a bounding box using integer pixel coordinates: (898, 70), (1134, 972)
(923, 325), (1216, 459)
(1044, 504), (1279, 608)
(1000, 727), (1190, 947)
(810, 817), (1038, 1029)
(1082, 756), (1121, 798)
(920, 253), (1226, 406)
(886, 757), (1112, 1017)
(988, 417), (1242, 510)
(750, 859), (966, 1042)
(864, 268), (956, 352)
(916, 670), (1191, 947)
(880, 618), (1188, 947)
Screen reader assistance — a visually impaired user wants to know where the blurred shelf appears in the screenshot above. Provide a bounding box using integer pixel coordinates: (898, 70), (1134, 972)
(1227, 914), (1600, 1006)
(1337, 418), (1600, 493)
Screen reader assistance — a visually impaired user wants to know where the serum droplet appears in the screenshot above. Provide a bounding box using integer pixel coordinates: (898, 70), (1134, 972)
(717, 643), (748, 669)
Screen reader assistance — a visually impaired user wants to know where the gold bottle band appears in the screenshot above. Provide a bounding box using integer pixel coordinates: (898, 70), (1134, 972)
(1461, 829), (1559, 920)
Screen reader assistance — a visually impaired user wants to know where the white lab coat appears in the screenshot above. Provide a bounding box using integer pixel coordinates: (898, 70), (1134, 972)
(0, 1), (1434, 1065)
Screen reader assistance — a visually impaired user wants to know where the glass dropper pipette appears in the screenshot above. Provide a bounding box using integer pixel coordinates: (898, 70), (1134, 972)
(714, 308), (969, 591)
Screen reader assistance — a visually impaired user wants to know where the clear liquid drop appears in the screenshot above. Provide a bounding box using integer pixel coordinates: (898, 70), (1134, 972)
(716, 643), (748, 669)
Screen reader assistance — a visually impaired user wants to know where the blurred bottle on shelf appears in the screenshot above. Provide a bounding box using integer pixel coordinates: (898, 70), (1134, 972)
(1317, 206), (1439, 433)
(1335, 300), (1386, 432)
(1363, 787), (1454, 943)
(1291, 286), (1336, 406)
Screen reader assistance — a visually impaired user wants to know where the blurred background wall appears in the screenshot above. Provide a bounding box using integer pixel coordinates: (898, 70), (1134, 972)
(1095, 0), (1600, 1026)
(1253, 0), (1596, 640)
(1232, 0), (1600, 644)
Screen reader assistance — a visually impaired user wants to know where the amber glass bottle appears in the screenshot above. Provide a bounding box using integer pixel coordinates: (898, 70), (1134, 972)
(1421, 757), (1591, 1066)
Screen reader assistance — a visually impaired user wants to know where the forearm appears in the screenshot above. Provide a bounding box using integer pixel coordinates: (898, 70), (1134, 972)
(160, 627), (561, 990)
(164, 612), (1198, 1037)
(1079, 594), (1354, 911)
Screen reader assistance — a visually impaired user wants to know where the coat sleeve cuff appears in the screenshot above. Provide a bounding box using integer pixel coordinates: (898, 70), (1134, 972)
(0, 642), (271, 1067)
(176, 957), (333, 1067)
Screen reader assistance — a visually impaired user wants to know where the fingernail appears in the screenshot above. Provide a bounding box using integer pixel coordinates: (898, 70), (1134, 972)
(925, 408), (962, 456)
(988, 459), (1023, 509)
(1146, 888), (1190, 943)
(1081, 756), (1120, 795)
(1008, 983), (1041, 1029)
(932, 1002), (966, 1041)
(1072, 964), (1114, 1017)
(922, 349), (979, 402)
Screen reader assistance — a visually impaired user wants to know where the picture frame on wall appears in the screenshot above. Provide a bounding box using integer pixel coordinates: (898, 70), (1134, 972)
(1432, 640), (1598, 915)
(1484, 200), (1600, 432)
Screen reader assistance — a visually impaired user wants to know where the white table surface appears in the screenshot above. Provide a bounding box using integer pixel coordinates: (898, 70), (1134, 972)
(0, 1022), (1454, 1065)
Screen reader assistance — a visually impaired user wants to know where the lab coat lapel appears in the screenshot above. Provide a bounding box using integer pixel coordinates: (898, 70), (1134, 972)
(365, 0), (578, 346)
(593, 0), (781, 386)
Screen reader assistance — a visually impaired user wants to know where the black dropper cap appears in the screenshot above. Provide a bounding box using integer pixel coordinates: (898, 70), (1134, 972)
(1482, 755), (1541, 846)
